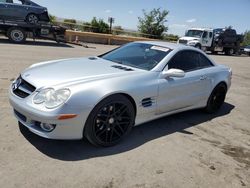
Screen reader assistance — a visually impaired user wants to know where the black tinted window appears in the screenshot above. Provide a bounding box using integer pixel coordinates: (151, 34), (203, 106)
(202, 31), (208, 38)
(168, 51), (199, 72)
(198, 53), (213, 68)
(168, 50), (213, 72)
(209, 32), (213, 38)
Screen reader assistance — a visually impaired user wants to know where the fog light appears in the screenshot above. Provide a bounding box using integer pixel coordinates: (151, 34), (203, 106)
(40, 123), (56, 132)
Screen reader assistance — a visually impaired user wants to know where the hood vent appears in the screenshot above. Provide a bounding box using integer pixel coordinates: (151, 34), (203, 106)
(111, 65), (134, 71)
(88, 57), (98, 60)
(141, 98), (153, 107)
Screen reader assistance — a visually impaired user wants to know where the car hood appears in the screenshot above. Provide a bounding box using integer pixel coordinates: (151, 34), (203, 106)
(179, 36), (200, 41)
(21, 57), (144, 89)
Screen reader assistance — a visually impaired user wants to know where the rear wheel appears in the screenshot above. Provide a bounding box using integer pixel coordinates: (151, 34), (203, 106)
(7, 27), (27, 43)
(205, 83), (227, 113)
(84, 95), (135, 147)
(225, 48), (234, 56)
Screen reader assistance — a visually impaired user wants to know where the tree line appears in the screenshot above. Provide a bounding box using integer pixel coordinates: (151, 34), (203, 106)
(50, 8), (250, 45)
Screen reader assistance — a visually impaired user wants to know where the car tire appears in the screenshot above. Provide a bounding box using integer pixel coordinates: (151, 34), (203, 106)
(195, 43), (201, 49)
(205, 83), (227, 113)
(26, 13), (39, 24)
(7, 27), (27, 43)
(225, 48), (234, 56)
(84, 94), (135, 147)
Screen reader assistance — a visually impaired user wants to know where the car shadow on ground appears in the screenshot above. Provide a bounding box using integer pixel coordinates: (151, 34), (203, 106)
(0, 38), (74, 48)
(19, 102), (235, 161)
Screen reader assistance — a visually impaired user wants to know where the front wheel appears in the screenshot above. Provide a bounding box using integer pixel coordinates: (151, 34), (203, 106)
(205, 83), (227, 113)
(195, 43), (201, 49)
(84, 95), (135, 147)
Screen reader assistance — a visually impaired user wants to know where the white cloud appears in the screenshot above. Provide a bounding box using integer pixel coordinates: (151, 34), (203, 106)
(169, 24), (187, 28)
(105, 9), (111, 13)
(186, 18), (196, 23)
(128, 10), (133, 14)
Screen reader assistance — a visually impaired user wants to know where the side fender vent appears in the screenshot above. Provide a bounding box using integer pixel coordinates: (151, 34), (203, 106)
(141, 98), (153, 107)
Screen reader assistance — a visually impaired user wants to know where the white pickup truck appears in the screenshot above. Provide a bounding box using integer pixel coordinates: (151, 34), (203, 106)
(178, 28), (244, 55)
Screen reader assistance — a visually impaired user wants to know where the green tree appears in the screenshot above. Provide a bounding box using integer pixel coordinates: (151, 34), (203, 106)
(83, 22), (92, 32)
(163, 33), (179, 42)
(49, 14), (56, 23)
(90, 17), (109, 34)
(63, 19), (77, 30)
(138, 8), (169, 39)
(242, 30), (250, 46)
(112, 26), (124, 35)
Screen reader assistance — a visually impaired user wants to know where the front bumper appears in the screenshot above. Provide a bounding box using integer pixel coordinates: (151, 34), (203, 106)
(39, 11), (50, 22)
(9, 88), (91, 140)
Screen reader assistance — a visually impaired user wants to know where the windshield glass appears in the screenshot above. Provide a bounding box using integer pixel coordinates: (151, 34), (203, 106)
(100, 43), (170, 70)
(185, 30), (203, 38)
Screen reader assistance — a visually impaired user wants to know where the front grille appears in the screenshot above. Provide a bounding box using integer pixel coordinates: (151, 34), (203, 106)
(12, 76), (36, 98)
(14, 109), (27, 122)
(179, 39), (188, 44)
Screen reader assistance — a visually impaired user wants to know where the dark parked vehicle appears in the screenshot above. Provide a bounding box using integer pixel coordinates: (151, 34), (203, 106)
(0, 0), (49, 24)
(240, 45), (250, 56)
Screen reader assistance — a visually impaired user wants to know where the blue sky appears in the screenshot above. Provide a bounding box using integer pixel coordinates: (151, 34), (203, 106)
(37, 0), (250, 36)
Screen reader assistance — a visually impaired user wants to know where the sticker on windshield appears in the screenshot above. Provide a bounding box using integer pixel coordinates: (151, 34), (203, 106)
(151, 46), (170, 52)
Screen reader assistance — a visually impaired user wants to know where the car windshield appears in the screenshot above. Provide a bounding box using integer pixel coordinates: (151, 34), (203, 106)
(185, 30), (203, 38)
(100, 43), (171, 71)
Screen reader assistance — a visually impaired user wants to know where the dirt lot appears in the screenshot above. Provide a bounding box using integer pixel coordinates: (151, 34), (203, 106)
(0, 38), (249, 188)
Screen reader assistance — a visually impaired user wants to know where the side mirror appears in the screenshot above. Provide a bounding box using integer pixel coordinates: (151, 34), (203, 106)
(161, 69), (185, 78)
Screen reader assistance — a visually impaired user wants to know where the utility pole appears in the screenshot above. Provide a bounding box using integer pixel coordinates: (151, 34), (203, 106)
(108, 17), (115, 34)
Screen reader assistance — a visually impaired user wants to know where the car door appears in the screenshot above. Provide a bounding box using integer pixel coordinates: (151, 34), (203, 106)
(157, 50), (212, 115)
(0, 0), (11, 19)
(201, 31), (210, 47)
(9, 0), (29, 20)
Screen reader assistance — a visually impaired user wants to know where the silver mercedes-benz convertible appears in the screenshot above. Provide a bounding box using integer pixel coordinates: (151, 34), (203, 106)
(9, 41), (232, 146)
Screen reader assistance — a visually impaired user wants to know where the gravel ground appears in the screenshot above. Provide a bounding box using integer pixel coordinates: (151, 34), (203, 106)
(0, 38), (249, 188)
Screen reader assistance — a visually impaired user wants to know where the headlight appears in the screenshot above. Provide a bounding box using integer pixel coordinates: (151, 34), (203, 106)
(33, 88), (71, 109)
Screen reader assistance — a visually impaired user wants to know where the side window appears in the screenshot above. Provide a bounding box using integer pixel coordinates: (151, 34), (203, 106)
(198, 53), (213, 68)
(202, 31), (208, 38)
(168, 51), (200, 72)
(13, 0), (23, 4)
(0, 0), (7, 3)
(209, 32), (213, 38)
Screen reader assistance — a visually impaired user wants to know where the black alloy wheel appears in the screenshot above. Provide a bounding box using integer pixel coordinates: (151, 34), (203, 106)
(205, 83), (227, 113)
(84, 95), (135, 147)
(26, 14), (39, 24)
